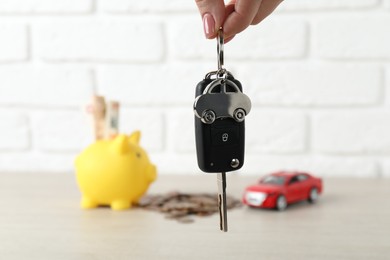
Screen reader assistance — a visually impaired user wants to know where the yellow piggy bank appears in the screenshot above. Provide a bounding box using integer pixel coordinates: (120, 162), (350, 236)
(75, 131), (157, 210)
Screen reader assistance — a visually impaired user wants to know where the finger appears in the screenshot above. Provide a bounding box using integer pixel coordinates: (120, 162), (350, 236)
(223, 0), (263, 39)
(224, 35), (236, 44)
(195, 0), (226, 39)
(221, 3), (235, 44)
(224, 1), (235, 21)
(252, 0), (284, 25)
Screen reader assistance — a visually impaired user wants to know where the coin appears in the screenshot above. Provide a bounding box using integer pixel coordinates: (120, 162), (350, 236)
(137, 192), (242, 224)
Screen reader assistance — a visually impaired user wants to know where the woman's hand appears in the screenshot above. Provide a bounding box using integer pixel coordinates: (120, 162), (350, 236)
(195, 0), (283, 42)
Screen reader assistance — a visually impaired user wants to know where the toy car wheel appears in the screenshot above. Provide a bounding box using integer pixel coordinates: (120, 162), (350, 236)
(233, 108), (245, 122)
(308, 187), (319, 203)
(276, 195), (287, 211)
(201, 110), (216, 124)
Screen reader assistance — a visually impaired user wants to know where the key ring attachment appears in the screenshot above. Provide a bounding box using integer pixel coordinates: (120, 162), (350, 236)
(216, 28), (227, 79)
(205, 70), (233, 80)
(217, 28), (224, 71)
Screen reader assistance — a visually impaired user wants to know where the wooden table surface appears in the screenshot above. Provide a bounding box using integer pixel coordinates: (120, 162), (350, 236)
(0, 173), (389, 260)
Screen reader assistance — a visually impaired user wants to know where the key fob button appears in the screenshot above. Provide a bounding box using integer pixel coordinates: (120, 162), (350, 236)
(211, 127), (239, 146)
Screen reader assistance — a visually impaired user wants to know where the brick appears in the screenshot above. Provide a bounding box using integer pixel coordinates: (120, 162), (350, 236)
(314, 16), (390, 59)
(0, 0), (92, 13)
(167, 109), (195, 153)
(167, 17), (214, 61)
(31, 110), (92, 152)
(278, 0), (379, 11)
(36, 21), (164, 62)
(312, 112), (390, 153)
(120, 108), (164, 152)
(244, 155), (378, 177)
(99, 0), (195, 13)
(0, 152), (75, 173)
(97, 63), (212, 106)
(0, 24), (27, 62)
(0, 66), (93, 107)
(228, 19), (307, 59)
(234, 63), (382, 106)
(246, 110), (306, 153)
(169, 17), (307, 60)
(0, 111), (29, 150)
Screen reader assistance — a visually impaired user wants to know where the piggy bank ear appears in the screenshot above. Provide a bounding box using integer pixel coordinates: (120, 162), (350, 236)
(110, 134), (130, 154)
(129, 131), (141, 145)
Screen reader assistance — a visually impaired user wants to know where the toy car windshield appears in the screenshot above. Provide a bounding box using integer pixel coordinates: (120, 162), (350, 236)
(260, 176), (285, 186)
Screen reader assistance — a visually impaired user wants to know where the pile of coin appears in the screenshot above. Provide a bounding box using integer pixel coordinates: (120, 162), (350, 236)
(137, 191), (242, 223)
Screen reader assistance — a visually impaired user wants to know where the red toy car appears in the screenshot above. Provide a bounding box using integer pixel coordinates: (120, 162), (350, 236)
(242, 171), (323, 211)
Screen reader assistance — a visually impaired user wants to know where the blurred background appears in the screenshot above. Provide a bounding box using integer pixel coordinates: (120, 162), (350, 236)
(0, 0), (389, 177)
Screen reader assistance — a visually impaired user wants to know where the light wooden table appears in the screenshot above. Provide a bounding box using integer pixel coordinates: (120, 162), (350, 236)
(0, 173), (389, 260)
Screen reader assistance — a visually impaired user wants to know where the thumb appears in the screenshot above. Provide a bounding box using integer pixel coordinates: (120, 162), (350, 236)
(195, 0), (225, 39)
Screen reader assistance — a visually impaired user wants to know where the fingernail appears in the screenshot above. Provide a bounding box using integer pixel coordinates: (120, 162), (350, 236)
(203, 13), (215, 39)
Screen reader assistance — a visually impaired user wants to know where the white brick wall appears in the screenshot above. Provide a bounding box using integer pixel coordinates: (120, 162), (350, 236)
(0, 0), (93, 13)
(246, 110), (307, 153)
(97, 63), (210, 105)
(314, 16), (390, 59)
(312, 112), (390, 153)
(169, 17), (307, 60)
(99, 0), (195, 13)
(36, 20), (164, 62)
(0, 66), (93, 106)
(31, 110), (91, 152)
(0, 1), (389, 178)
(234, 63), (382, 106)
(0, 24), (28, 61)
(279, 0), (380, 10)
(120, 108), (165, 152)
(0, 111), (29, 150)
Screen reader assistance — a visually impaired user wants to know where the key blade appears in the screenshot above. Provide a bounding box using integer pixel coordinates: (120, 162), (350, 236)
(217, 172), (228, 232)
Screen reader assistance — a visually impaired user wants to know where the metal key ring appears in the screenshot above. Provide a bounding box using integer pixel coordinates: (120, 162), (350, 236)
(217, 28), (224, 71)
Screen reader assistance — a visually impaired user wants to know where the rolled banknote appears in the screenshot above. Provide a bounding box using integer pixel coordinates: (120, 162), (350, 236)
(104, 100), (120, 139)
(85, 95), (106, 140)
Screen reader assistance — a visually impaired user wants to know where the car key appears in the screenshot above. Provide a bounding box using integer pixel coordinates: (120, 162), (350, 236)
(193, 29), (251, 232)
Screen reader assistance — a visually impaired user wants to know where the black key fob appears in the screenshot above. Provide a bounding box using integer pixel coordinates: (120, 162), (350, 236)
(194, 74), (251, 173)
